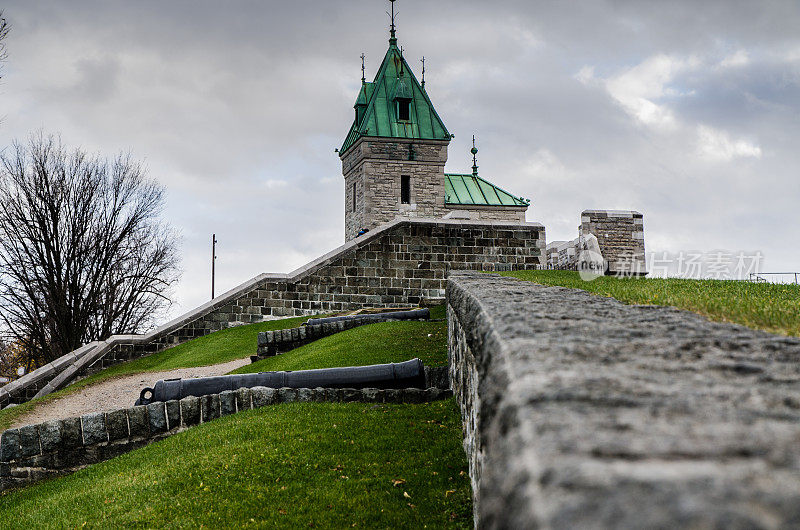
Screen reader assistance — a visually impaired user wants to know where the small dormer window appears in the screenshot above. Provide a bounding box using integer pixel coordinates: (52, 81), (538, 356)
(397, 99), (411, 121)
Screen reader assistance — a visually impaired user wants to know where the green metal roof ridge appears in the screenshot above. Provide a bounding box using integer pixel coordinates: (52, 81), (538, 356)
(444, 173), (530, 207)
(340, 44), (450, 155)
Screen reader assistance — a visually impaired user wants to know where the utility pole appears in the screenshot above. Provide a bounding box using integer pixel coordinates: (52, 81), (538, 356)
(211, 234), (218, 299)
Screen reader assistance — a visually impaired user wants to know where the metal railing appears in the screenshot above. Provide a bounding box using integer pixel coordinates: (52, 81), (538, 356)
(749, 272), (799, 284)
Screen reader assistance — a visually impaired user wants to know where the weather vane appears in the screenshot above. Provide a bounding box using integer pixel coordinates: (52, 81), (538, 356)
(388, 0), (398, 44)
(472, 135), (479, 176)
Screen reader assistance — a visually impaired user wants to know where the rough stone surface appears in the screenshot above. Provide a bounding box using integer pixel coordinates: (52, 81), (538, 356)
(251, 387), (277, 408)
(38, 420), (62, 453)
(180, 396), (201, 427)
(80, 413), (107, 446)
(60, 417), (83, 449)
(0, 430), (20, 462)
(219, 390), (237, 416)
(201, 394), (220, 423)
(127, 406), (149, 438)
(447, 271), (800, 528)
(165, 400), (181, 430)
(105, 409), (129, 441)
(146, 403), (167, 434)
(235, 388), (252, 411)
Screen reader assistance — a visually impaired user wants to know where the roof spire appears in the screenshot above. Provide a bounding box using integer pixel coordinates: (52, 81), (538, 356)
(471, 135), (479, 176)
(388, 0), (398, 46)
(360, 53), (366, 84)
(420, 56), (425, 89)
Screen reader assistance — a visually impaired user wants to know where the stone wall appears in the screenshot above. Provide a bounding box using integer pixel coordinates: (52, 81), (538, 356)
(447, 271), (800, 528)
(1, 218), (544, 407)
(444, 205), (527, 223)
(341, 137), (450, 240)
(0, 386), (452, 491)
(580, 209), (645, 274)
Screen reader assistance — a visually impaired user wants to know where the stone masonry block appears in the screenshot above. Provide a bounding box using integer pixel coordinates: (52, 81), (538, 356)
(1, 429), (20, 462)
(236, 387), (253, 411)
(201, 394), (221, 423)
(295, 388), (313, 402)
(278, 388), (297, 404)
(81, 412), (108, 446)
(105, 409), (130, 441)
(128, 406), (149, 438)
(180, 396), (201, 427)
(220, 390), (237, 416)
(18, 425), (41, 458)
(166, 400), (181, 430)
(147, 403), (168, 434)
(251, 387), (277, 408)
(38, 420), (62, 453)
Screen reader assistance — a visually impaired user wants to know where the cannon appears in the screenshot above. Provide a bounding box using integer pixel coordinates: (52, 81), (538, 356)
(305, 308), (429, 326)
(135, 358), (426, 406)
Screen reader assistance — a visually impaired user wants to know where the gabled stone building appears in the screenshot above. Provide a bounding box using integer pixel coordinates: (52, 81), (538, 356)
(338, 21), (530, 241)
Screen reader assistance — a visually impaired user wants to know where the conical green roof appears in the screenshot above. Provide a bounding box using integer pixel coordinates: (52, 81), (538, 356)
(340, 44), (451, 155)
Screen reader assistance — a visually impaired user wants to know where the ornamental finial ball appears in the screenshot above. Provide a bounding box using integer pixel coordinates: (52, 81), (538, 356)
(471, 146), (478, 155)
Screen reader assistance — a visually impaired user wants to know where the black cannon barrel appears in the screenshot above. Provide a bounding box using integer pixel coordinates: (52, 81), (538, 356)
(305, 308), (429, 326)
(136, 358), (425, 406)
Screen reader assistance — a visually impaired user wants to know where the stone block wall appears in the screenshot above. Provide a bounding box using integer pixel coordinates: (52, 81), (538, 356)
(1, 218), (544, 407)
(0, 386), (453, 491)
(341, 137), (450, 240)
(447, 271), (800, 528)
(580, 209), (645, 274)
(444, 206), (527, 223)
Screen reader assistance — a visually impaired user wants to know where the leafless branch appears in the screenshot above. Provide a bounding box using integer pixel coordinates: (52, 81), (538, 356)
(0, 132), (181, 365)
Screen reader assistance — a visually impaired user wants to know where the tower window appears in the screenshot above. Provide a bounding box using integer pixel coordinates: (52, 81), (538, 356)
(401, 175), (411, 204)
(397, 99), (411, 121)
(352, 182), (357, 212)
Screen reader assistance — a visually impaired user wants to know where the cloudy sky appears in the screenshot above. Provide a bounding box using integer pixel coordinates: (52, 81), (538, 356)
(1, 0), (799, 318)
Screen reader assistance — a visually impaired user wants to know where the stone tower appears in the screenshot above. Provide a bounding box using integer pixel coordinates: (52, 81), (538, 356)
(338, 3), (531, 241)
(338, 17), (452, 241)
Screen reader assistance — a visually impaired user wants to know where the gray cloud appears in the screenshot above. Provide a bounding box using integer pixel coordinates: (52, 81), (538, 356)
(1, 0), (799, 316)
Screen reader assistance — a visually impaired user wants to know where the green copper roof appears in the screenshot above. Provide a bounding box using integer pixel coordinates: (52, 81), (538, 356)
(445, 174), (530, 207)
(340, 44), (451, 155)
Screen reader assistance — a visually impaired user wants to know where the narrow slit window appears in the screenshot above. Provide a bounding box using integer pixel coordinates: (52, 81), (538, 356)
(352, 182), (357, 212)
(401, 175), (411, 204)
(398, 100), (411, 121)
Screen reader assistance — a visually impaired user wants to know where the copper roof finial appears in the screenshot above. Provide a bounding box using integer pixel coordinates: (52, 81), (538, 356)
(471, 135), (479, 176)
(360, 53), (366, 84)
(420, 56), (426, 89)
(388, 0), (398, 46)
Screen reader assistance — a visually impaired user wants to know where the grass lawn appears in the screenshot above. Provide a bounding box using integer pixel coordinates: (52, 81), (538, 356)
(0, 400), (472, 528)
(232, 319), (448, 375)
(501, 270), (800, 336)
(0, 315), (317, 431)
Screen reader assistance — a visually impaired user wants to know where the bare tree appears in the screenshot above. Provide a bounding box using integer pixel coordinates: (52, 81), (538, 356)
(0, 133), (180, 365)
(0, 11), (8, 80)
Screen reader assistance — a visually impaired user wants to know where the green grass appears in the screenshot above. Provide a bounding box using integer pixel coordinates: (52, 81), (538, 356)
(0, 400), (471, 528)
(232, 319), (448, 374)
(0, 315), (317, 431)
(500, 270), (800, 336)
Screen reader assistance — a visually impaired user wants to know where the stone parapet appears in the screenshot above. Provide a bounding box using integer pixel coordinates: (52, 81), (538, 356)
(580, 209), (645, 275)
(447, 271), (800, 528)
(0, 386), (453, 492)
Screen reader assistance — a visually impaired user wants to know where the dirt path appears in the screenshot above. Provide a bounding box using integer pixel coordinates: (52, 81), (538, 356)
(10, 357), (251, 429)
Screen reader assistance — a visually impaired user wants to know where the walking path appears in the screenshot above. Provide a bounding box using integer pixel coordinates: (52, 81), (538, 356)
(10, 357), (250, 429)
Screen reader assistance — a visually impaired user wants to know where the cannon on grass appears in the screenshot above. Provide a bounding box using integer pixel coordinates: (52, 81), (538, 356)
(304, 308), (429, 326)
(135, 358), (426, 406)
